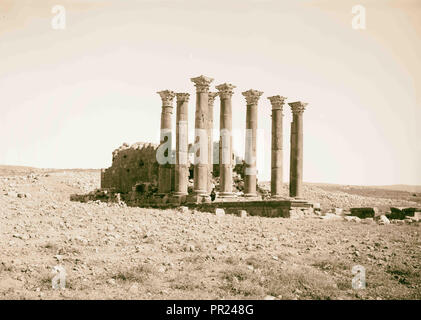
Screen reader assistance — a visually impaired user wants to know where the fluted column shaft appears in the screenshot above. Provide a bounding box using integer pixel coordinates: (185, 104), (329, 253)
(191, 75), (214, 196)
(242, 90), (263, 197)
(157, 90), (175, 194)
(289, 101), (307, 198)
(207, 92), (218, 193)
(174, 93), (190, 196)
(216, 84), (236, 196)
(268, 96), (286, 198)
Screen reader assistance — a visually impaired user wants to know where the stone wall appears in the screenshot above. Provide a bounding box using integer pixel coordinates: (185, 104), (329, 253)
(101, 142), (160, 193)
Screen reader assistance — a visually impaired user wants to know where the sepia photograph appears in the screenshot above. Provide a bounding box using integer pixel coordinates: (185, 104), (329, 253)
(0, 0), (420, 310)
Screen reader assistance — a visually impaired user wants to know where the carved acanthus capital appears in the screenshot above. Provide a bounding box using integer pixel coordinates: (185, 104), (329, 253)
(216, 83), (236, 99)
(208, 92), (218, 106)
(176, 92), (190, 103)
(157, 90), (175, 106)
(268, 95), (287, 110)
(242, 89), (263, 105)
(190, 75), (214, 93)
(289, 101), (308, 114)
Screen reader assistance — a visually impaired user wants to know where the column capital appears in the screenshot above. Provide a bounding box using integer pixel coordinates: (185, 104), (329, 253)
(268, 95), (287, 110)
(242, 89), (263, 105)
(216, 83), (236, 99)
(208, 92), (218, 105)
(176, 92), (190, 103)
(157, 90), (175, 106)
(289, 101), (308, 114)
(190, 75), (214, 93)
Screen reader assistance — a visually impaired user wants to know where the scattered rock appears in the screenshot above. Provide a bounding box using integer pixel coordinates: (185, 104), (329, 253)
(214, 208), (225, 217)
(344, 216), (361, 223)
(264, 295), (276, 300)
(236, 210), (247, 218)
(178, 206), (189, 214)
(377, 215), (390, 225)
(350, 207), (380, 219)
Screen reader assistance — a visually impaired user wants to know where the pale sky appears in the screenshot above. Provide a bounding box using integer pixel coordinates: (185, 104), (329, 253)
(0, 0), (420, 185)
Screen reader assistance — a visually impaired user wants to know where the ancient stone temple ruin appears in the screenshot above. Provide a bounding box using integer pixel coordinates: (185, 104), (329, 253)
(96, 75), (314, 217)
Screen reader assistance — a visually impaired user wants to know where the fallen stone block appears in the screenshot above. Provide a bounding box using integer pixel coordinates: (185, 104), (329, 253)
(312, 202), (321, 210)
(350, 207), (380, 219)
(334, 208), (344, 216)
(236, 210), (247, 218)
(214, 208), (225, 217)
(388, 207), (421, 220)
(178, 206), (189, 214)
(344, 216), (361, 223)
(361, 218), (374, 224)
(377, 215), (390, 225)
(320, 213), (342, 220)
(390, 219), (405, 225)
(388, 207), (407, 220)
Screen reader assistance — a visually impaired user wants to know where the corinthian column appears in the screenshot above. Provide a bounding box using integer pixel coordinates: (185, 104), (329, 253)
(242, 89), (263, 197)
(216, 83), (236, 197)
(207, 92), (218, 193)
(289, 101), (307, 198)
(190, 75), (214, 198)
(173, 93), (190, 197)
(268, 95), (287, 198)
(157, 90), (175, 195)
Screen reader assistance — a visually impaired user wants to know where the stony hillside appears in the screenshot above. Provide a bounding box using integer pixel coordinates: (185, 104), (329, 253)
(0, 169), (420, 299)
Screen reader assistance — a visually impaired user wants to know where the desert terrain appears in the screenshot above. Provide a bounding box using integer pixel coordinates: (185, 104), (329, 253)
(0, 165), (420, 300)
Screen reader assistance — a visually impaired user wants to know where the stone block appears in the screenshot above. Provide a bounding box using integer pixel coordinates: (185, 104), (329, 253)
(377, 215), (390, 225)
(334, 208), (343, 215)
(312, 202), (321, 210)
(236, 210), (247, 218)
(344, 216), (361, 223)
(178, 206), (189, 214)
(350, 207), (380, 219)
(388, 207), (407, 220)
(214, 208), (225, 216)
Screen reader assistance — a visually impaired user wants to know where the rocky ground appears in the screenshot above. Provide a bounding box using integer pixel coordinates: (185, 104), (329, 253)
(0, 167), (420, 299)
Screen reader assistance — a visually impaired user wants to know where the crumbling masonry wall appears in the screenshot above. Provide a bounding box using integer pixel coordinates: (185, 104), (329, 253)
(101, 142), (160, 193)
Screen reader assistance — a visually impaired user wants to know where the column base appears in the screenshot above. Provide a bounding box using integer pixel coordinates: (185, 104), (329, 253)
(186, 193), (211, 204)
(153, 193), (170, 204)
(215, 192), (237, 202)
(271, 194), (287, 200)
(243, 193), (262, 201)
(218, 192), (236, 198)
(169, 193), (188, 205)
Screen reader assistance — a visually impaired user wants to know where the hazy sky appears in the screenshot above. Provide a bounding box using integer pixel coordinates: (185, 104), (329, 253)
(1, 0), (420, 185)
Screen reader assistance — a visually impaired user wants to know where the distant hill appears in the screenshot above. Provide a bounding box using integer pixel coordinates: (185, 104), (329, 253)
(0, 165), (99, 176)
(305, 182), (421, 193)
